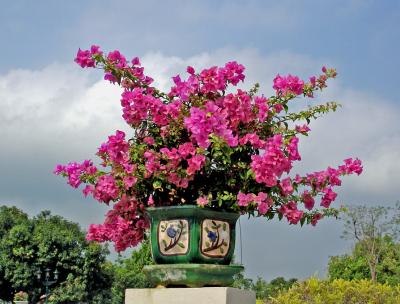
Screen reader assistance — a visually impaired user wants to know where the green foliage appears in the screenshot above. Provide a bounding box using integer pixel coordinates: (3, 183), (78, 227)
(232, 272), (254, 290)
(328, 236), (400, 285)
(14, 291), (28, 301)
(339, 205), (399, 283)
(232, 272), (297, 301)
(270, 277), (400, 304)
(0, 206), (112, 303)
(110, 239), (155, 304)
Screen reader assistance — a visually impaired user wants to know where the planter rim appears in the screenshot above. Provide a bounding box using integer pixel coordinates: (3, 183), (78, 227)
(145, 205), (240, 220)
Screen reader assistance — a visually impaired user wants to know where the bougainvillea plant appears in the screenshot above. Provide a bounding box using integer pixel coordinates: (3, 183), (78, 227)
(55, 45), (363, 252)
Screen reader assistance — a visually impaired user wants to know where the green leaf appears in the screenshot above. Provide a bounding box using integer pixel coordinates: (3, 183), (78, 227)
(205, 241), (211, 247)
(162, 239), (168, 248)
(222, 223), (227, 231)
(219, 247), (224, 254)
(177, 242), (185, 248)
(205, 227), (210, 233)
(152, 181), (162, 190)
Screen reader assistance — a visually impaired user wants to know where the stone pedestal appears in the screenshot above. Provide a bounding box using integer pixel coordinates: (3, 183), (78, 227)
(125, 287), (256, 304)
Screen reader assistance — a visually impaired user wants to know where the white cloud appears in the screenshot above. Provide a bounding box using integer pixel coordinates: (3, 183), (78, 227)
(0, 48), (399, 279)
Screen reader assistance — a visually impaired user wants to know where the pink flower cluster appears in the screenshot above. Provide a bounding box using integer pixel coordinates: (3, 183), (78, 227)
(250, 135), (293, 187)
(273, 74), (305, 96)
(237, 192), (273, 215)
(199, 62), (245, 93)
(121, 88), (181, 127)
(54, 160), (97, 189)
(298, 158), (363, 209)
(143, 142), (206, 188)
(279, 202), (303, 225)
(184, 101), (238, 148)
(218, 89), (255, 129)
(92, 175), (120, 205)
(98, 130), (130, 167)
(86, 195), (149, 251)
(75, 45), (102, 68)
(169, 61), (244, 99)
(54, 45), (363, 250)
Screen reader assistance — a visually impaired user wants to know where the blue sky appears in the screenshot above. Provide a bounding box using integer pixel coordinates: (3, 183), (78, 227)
(1, 0), (399, 280)
(2, 0), (399, 98)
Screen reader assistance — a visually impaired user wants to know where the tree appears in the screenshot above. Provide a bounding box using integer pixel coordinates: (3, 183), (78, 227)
(328, 235), (400, 285)
(0, 206), (113, 303)
(110, 239), (155, 304)
(232, 273), (297, 301)
(0, 206), (30, 302)
(232, 272), (254, 291)
(339, 205), (399, 283)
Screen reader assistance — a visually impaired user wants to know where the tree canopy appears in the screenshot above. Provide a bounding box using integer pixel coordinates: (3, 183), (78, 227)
(0, 206), (112, 303)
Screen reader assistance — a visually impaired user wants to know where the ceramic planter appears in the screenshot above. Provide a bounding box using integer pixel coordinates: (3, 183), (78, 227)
(144, 205), (243, 287)
(147, 205), (239, 264)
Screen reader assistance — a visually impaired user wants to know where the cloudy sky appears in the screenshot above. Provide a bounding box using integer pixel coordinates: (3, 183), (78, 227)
(1, 0), (399, 280)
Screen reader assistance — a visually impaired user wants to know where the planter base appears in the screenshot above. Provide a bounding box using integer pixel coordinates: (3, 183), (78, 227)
(143, 264), (244, 288)
(125, 287), (256, 304)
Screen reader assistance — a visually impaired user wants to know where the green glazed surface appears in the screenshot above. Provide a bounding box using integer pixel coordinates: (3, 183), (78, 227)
(143, 264), (244, 288)
(146, 205), (239, 265)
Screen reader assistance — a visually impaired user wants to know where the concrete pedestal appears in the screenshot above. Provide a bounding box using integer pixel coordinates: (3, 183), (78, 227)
(125, 287), (256, 304)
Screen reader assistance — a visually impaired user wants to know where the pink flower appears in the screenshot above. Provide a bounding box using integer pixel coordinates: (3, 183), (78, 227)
(254, 96), (269, 122)
(82, 185), (94, 197)
(148, 195), (155, 206)
(123, 176), (137, 189)
(107, 50), (127, 68)
(187, 66), (195, 75)
(302, 190), (315, 210)
(311, 213), (323, 226)
(75, 49), (95, 68)
(53, 164), (65, 175)
(196, 196), (209, 206)
(90, 45), (102, 56)
(279, 202), (303, 225)
(178, 142), (196, 159)
(93, 175), (120, 204)
(273, 74), (304, 96)
(309, 76), (316, 87)
(221, 61), (245, 85)
(237, 192), (254, 207)
(339, 158), (363, 175)
(287, 137), (301, 161)
(254, 192), (272, 215)
(131, 57), (141, 66)
(219, 90), (254, 129)
(250, 135), (292, 187)
(54, 160), (97, 189)
(85, 195), (148, 251)
(274, 103), (284, 113)
(184, 101), (237, 148)
(143, 137), (155, 145)
(295, 124), (311, 134)
(239, 133), (265, 149)
(199, 66), (225, 93)
(98, 130), (130, 166)
(320, 187), (337, 208)
(280, 177), (294, 196)
(187, 154), (206, 175)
